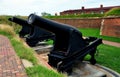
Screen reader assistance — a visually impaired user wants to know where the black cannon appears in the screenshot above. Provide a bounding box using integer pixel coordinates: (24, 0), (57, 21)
(8, 17), (55, 46)
(27, 14), (102, 73)
(8, 17), (31, 38)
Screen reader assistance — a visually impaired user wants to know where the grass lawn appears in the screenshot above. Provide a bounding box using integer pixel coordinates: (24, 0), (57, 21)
(85, 44), (120, 73)
(96, 44), (120, 73)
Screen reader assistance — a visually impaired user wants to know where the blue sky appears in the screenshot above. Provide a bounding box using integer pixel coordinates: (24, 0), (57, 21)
(0, 0), (120, 16)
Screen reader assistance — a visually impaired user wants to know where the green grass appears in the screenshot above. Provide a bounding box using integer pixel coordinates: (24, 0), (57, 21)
(11, 38), (37, 65)
(84, 44), (120, 73)
(26, 65), (66, 77)
(80, 28), (100, 37)
(96, 44), (120, 73)
(105, 8), (120, 17)
(44, 14), (104, 19)
(46, 40), (54, 45)
(79, 28), (120, 43)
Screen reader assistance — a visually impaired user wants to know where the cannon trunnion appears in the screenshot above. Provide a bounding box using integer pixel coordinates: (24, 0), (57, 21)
(27, 14), (102, 73)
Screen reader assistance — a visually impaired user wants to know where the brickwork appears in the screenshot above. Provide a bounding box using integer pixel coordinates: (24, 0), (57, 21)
(0, 35), (27, 77)
(52, 18), (102, 29)
(101, 17), (120, 37)
(53, 17), (120, 38)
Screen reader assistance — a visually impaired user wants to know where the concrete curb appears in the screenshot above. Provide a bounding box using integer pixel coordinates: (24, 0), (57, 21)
(96, 64), (120, 77)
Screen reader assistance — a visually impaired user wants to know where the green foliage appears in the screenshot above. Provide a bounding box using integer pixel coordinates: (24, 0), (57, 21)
(26, 65), (66, 77)
(79, 28), (120, 43)
(41, 12), (51, 16)
(105, 8), (120, 16)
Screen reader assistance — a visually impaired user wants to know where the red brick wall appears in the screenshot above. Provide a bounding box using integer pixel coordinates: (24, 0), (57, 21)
(101, 17), (120, 37)
(52, 17), (120, 38)
(52, 18), (102, 29)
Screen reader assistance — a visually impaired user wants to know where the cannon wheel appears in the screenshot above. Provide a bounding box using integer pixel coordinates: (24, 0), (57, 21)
(57, 61), (73, 75)
(57, 61), (63, 72)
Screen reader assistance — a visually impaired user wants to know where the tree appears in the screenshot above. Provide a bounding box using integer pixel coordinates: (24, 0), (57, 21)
(41, 12), (51, 16)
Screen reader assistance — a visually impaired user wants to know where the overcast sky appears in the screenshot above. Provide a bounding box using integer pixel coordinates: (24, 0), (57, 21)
(0, 0), (120, 16)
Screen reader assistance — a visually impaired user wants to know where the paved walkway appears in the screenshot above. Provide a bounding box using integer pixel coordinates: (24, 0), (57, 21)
(0, 35), (27, 77)
(103, 40), (120, 48)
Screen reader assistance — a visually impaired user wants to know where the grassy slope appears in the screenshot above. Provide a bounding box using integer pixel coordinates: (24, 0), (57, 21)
(105, 8), (120, 16)
(26, 65), (65, 77)
(0, 24), (65, 77)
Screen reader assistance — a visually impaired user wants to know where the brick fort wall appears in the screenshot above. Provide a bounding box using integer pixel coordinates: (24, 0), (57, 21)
(52, 17), (120, 38)
(52, 18), (102, 29)
(101, 17), (120, 37)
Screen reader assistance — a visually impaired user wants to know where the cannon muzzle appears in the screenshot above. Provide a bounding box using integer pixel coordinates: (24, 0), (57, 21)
(9, 17), (31, 26)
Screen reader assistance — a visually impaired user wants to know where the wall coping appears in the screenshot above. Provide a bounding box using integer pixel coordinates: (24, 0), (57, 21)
(51, 16), (120, 20)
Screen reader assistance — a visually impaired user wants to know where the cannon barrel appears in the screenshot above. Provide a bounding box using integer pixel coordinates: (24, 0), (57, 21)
(8, 17), (32, 37)
(8, 17), (31, 26)
(28, 14), (81, 35)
